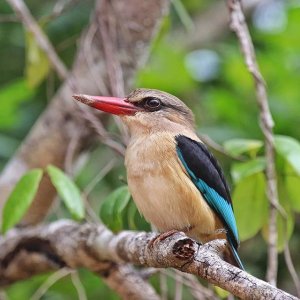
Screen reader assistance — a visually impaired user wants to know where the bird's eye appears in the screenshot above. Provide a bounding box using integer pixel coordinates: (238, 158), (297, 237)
(143, 97), (162, 111)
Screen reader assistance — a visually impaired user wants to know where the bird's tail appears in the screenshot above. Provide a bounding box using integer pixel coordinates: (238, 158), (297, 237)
(225, 237), (244, 270)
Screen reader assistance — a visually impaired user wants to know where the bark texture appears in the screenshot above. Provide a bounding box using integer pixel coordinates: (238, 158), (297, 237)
(0, 221), (298, 300)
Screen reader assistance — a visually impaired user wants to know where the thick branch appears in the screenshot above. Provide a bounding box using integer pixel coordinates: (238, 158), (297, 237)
(0, 221), (297, 300)
(0, 221), (160, 300)
(228, 0), (280, 286)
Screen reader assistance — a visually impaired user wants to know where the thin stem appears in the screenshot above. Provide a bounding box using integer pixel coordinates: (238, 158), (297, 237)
(6, 0), (68, 80)
(71, 272), (88, 300)
(31, 268), (72, 300)
(227, 0), (281, 286)
(284, 242), (300, 297)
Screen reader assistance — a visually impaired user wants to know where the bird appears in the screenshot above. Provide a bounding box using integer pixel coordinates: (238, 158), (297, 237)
(73, 88), (244, 269)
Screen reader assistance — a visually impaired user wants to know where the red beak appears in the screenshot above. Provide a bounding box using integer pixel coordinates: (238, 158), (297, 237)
(72, 94), (139, 116)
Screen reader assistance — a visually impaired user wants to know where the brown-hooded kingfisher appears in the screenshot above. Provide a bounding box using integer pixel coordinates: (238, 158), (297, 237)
(73, 88), (244, 269)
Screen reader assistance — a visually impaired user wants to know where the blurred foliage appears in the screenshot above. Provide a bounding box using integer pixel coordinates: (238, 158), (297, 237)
(1, 0), (300, 298)
(25, 29), (50, 88)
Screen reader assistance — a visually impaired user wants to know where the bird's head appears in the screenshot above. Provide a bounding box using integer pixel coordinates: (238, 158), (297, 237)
(73, 88), (195, 136)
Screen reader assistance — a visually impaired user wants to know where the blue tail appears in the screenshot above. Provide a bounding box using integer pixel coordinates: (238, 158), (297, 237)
(228, 237), (244, 270)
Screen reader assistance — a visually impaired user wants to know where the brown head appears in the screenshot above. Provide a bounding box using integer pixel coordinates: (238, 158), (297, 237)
(73, 88), (195, 136)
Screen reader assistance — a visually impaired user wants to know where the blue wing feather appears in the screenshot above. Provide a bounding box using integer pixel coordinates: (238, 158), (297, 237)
(175, 135), (240, 251)
(176, 148), (238, 242)
(195, 178), (239, 242)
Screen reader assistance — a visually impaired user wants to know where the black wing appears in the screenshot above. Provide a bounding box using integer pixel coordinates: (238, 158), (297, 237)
(175, 135), (239, 249)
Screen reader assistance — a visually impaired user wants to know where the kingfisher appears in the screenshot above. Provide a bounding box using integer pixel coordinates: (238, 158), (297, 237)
(73, 88), (244, 269)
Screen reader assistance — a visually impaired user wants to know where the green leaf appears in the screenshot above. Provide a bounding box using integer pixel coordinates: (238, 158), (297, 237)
(25, 30), (50, 88)
(233, 172), (268, 241)
(113, 186), (131, 230)
(231, 157), (266, 183)
(262, 207), (295, 252)
(277, 161), (300, 213)
(276, 209), (294, 252)
(275, 135), (300, 176)
(285, 175), (300, 212)
(100, 185), (131, 232)
(224, 139), (263, 158)
(2, 169), (43, 233)
(47, 165), (84, 220)
(277, 176), (295, 251)
(214, 286), (229, 299)
(0, 79), (34, 128)
(262, 175), (294, 252)
(127, 200), (138, 230)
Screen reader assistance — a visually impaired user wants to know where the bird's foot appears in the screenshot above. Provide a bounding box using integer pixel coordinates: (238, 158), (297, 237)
(214, 228), (227, 238)
(148, 230), (178, 249)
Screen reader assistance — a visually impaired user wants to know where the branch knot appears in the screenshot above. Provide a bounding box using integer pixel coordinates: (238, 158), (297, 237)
(173, 238), (197, 260)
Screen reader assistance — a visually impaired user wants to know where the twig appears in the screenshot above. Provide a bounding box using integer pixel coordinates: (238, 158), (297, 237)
(83, 22), (109, 95)
(75, 103), (126, 156)
(171, 0), (194, 32)
(97, 0), (130, 144)
(65, 132), (80, 176)
(0, 291), (8, 300)
(163, 270), (218, 300)
(176, 271), (217, 300)
(41, 0), (81, 24)
(97, 1), (125, 97)
(82, 160), (117, 223)
(83, 159), (116, 195)
(174, 0), (263, 50)
(82, 194), (100, 224)
(174, 272), (183, 300)
(31, 268), (72, 300)
(6, 0), (68, 80)
(98, 264), (160, 300)
(71, 272), (88, 300)
(199, 133), (245, 161)
(56, 34), (78, 52)
(227, 0), (280, 286)
(284, 242), (300, 297)
(0, 14), (18, 22)
(160, 272), (168, 300)
(46, 71), (55, 102)
(138, 268), (159, 280)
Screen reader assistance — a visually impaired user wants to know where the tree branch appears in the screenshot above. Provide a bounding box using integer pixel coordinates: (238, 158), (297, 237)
(0, 221), (297, 300)
(227, 0), (281, 286)
(173, 0), (264, 49)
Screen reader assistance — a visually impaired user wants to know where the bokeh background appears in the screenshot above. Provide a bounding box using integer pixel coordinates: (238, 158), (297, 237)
(0, 0), (299, 299)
